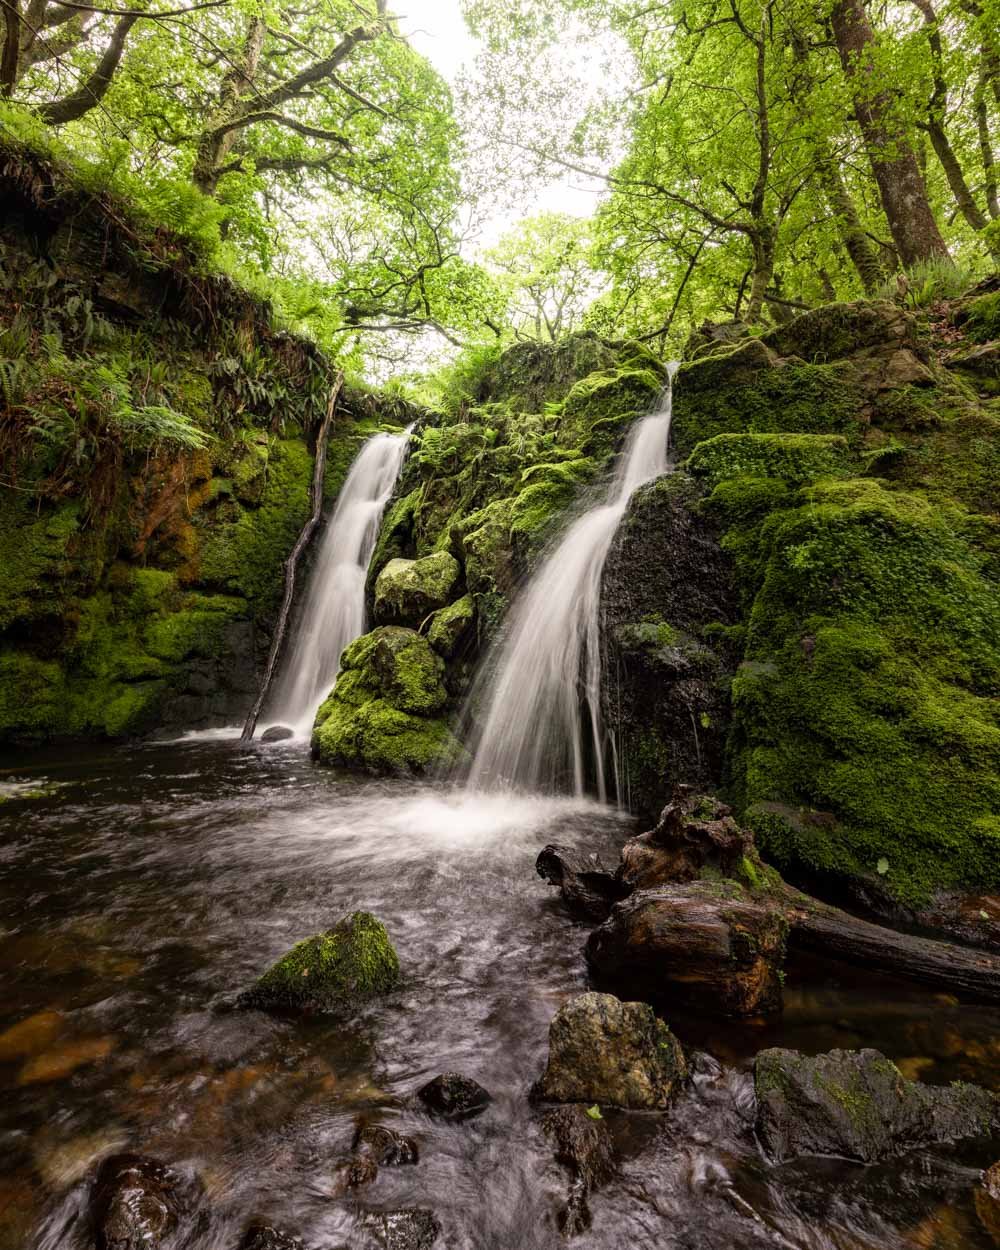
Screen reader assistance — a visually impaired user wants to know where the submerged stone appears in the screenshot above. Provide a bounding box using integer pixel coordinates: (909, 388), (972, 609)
(90, 1154), (193, 1250)
(353, 1123), (419, 1167)
(358, 1207), (441, 1250)
(755, 1046), (999, 1163)
(416, 1073), (492, 1120)
(541, 1103), (616, 1236)
(532, 992), (687, 1110)
(260, 725), (294, 743)
(240, 1227), (307, 1250)
(374, 553), (461, 626)
(241, 911), (399, 1015)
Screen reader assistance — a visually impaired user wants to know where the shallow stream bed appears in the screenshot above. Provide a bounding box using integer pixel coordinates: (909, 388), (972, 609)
(1, 738), (999, 1249)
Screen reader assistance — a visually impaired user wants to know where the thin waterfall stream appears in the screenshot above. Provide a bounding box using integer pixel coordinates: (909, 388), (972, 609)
(263, 425), (413, 737)
(465, 368), (678, 801)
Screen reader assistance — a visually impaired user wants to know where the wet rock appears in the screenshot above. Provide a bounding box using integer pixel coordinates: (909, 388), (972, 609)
(541, 1104), (616, 1237)
(945, 341), (1000, 381)
(426, 594), (475, 660)
(754, 1047), (1000, 1163)
(536, 844), (622, 921)
(358, 1207), (441, 1250)
(374, 553), (461, 626)
(240, 911), (399, 1015)
(985, 1162), (1000, 1200)
(0, 1009), (64, 1062)
(261, 726), (294, 743)
(341, 1152), (379, 1189)
(353, 1123), (419, 1166)
(90, 1154), (191, 1250)
(586, 881), (787, 1017)
(416, 1073), (491, 1120)
(240, 1226), (306, 1250)
(533, 992), (686, 1110)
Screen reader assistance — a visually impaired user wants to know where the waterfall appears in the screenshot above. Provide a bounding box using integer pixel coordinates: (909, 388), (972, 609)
(264, 426), (412, 736)
(465, 372), (677, 801)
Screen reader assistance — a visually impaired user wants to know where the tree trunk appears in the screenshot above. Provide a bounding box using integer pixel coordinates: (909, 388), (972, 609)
(745, 226), (776, 323)
(193, 14), (266, 195)
(976, 65), (1000, 219)
(819, 161), (884, 294)
(1, 0), (20, 97)
(831, 0), (951, 268)
(241, 376), (342, 742)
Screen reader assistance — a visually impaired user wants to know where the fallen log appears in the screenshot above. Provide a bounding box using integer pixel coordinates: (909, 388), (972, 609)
(553, 787), (1000, 1011)
(241, 374), (343, 742)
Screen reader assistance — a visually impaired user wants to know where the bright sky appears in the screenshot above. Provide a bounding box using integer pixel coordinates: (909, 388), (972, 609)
(398, 0), (609, 245)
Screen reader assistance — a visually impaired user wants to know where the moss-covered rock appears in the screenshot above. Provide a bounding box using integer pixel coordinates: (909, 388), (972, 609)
(427, 594), (476, 659)
(311, 627), (462, 774)
(373, 552), (461, 626)
(241, 911), (399, 1015)
(686, 433), (852, 487)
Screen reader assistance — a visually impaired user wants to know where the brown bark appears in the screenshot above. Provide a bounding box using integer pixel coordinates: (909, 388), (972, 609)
(976, 66), (1000, 219)
(241, 375), (342, 742)
(1, 0), (20, 97)
(35, 12), (138, 124)
(193, 13), (266, 194)
(831, 0), (951, 268)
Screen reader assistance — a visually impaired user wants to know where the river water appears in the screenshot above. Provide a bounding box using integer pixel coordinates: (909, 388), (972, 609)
(1, 738), (999, 1249)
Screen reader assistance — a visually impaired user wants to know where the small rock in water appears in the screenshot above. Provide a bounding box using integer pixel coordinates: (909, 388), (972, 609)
(755, 1046), (1000, 1163)
(542, 1104), (617, 1236)
(261, 726), (295, 743)
(90, 1154), (192, 1250)
(240, 1226), (307, 1250)
(985, 1161), (1000, 1200)
(353, 1123), (419, 1166)
(416, 1073), (491, 1120)
(358, 1207), (441, 1250)
(533, 992), (687, 1111)
(239, 911), (399, 1015)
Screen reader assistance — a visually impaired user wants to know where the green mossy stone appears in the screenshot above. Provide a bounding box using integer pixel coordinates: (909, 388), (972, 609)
(427, 594), (476, 659)
(242, 911), (400, 1015)
(334, 626), (448, 715)
(686, 433), (852, 487)
(373, 552), (461, 626)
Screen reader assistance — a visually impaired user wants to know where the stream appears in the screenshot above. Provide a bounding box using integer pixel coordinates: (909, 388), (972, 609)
(1, 737), (999, 1249)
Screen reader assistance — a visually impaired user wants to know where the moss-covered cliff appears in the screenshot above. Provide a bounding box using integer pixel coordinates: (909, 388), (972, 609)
(0, 142), (409, 744)
(607, 289), (1000, 908)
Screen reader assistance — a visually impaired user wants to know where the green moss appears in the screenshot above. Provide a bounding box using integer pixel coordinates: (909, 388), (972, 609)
(456, 498), (517, 632)
(964, 292), (1000, 344)
(673, 360), (865, 455)
(244, 911), (400, 1014)
(373, 551), (461, 625)
(427, 593), (475, 658)
(557, 366), (664, 454)
(686, 433), (852, 487)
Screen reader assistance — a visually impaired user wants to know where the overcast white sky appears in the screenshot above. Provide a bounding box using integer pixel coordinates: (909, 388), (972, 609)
(397, 0), (609, 244)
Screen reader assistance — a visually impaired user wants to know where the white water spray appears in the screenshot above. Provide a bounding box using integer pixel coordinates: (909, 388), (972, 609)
(265, 426), (412, 735)
(465, 372), (677, 801)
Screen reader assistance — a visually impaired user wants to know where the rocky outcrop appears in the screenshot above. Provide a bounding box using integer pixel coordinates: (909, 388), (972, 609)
(755, 1047), (999, 1163)
(532, 992), (686, 1110)
(600, 474), (737, 821)
(311, 628), (463, 774)
(240, 911), (399, 1015)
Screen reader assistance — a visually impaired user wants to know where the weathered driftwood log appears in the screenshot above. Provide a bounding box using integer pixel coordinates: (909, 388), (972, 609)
(585, 882), (788, 1016)
(241, 375), (342, 741)
(543, 787), (1000, 1011)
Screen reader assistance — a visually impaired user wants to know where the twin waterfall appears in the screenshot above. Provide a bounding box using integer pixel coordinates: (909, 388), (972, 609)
(265, 427), (412, 736)
(465, 377), (675, 801)
(265, 374), (674, 804)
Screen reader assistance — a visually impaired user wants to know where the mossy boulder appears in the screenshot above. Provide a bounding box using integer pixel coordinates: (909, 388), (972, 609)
(373, 552), (461, 626)
(427, 594), (476, 659)
(311, 627), (463, 774)
(532, 992), (687, 1110)
(686, 432), (852, 487)
(241, 911), (399, 1015)
(755, 1047), (999, 1163)
(557, 365), (664, 456)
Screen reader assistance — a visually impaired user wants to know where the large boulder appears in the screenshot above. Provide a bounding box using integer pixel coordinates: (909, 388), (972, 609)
(374, 553), (461, 626)
(240, 911), (399, 1015)
(311, 627), (463, 775)
(532, 992), (686, 1110)
(755, 1047), (999, 1163)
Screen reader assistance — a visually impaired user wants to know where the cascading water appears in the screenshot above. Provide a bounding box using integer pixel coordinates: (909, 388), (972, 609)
(465, 369), (678, 801)
(264, 426), (412, 735)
